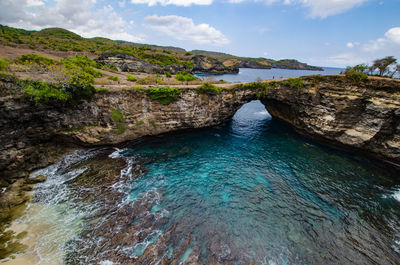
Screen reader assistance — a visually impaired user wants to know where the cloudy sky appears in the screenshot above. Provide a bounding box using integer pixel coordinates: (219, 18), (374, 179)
(0, 0), (399, 67)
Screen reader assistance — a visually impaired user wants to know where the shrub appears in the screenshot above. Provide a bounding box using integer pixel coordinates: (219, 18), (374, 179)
(61, 55), (102, 78)
(176, 71), (199, 82)
(164, 71), (172, 78)
(95, 87), (112, 93)
(281, 78), (304, 90)
(137, 76), (162, 85)
(111, 109), (125, 134)
(196, 82), (223, 94)
(0, 58), (9, 71)
(23, 80), (69, 102)
(184, 52), (193, 56)
(132, 85), (143, 90)
(101, 64), (118, 71)
(126, 74), (137, 82)
(108, 76), (119, 81)
(345, 70), (368, 83)
(146, 86), (181, 105)
(14, 54), (57, 66)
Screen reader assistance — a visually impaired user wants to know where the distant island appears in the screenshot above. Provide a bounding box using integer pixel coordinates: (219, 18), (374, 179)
(0, 25), (323, 74)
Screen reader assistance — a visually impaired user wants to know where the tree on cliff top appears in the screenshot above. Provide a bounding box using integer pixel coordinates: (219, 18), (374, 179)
(370, 56), (397, 76)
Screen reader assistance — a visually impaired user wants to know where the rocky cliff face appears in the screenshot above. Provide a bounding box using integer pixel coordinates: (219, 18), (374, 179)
(1, 75), (399, 186)
(96, 53), (239, 74)
(262, 76), (400, 165)
(95, 53), (191, 74)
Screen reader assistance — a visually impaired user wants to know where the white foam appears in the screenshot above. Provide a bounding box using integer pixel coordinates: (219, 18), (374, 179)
(392, 189), (400, 202)
(99, 261), (116, 265)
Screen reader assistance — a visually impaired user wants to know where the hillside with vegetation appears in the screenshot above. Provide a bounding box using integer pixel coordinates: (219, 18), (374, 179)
(0, 25), (323, 73)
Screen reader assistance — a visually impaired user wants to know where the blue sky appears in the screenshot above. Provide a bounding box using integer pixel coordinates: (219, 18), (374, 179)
(1, 0), (399, 67)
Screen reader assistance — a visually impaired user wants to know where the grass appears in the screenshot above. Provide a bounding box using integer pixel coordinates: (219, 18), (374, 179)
(281, 78), (304, 90)
(176, 71), (199, 82)
(137, 75), (162, 85)
(0, 58), (9, 71)
(110, 109), (125, 134)
(126, 74), (137, 82)
(196, 82), (223, 94)
(108, 76), (119, 82)
(345, 70), (368, 83)
(146, 86), (181, 105)
(135, 120), (144, 126)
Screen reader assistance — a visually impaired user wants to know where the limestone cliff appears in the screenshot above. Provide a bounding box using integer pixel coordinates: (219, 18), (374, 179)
(1, 75), (399, 186)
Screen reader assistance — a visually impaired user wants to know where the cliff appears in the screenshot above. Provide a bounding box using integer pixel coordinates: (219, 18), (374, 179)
(1, 75), (400, 187)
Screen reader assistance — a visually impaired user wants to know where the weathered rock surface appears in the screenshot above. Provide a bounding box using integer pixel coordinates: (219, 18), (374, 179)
(1, 75), (400, 188)
(96, 53), (239, 74)
(95, 53), (191, 74)
(191, 55), (239, 73)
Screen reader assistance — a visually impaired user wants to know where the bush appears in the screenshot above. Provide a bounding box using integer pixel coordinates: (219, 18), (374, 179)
(164, 71), (172, 78)
(101, 64), (118, 71)
(14, 54), (57, 66)
(137, 76), (162, 85)
(111, 109), (125, 134)
(108, 76), (119, 81)
(196, 82), (223, 94)
(126, 74), (137, 82)
(61, 55), (102, 78)
(146, 86), (181, 105)
(176, 71), (199, 82)
(23, 80), (69, 102)
(281, 78), (304, 89)
(0, 58), (9, 71)
(345, 70), (368, 83)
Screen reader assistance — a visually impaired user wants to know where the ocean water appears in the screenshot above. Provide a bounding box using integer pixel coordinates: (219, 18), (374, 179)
(195, 67), (343, 83)
(6, 101), (400, 264)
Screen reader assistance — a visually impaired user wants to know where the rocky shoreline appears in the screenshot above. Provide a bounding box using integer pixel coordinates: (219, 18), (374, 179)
(1, 75), (399, 222)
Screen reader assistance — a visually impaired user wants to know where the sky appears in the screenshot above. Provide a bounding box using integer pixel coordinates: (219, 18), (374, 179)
(0, 0), (399, 67)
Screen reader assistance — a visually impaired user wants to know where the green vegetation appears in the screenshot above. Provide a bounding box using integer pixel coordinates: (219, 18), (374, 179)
(0, 58), (9, 71)
(108, 76), (119, 82)
(151, 121), (157, 128)
(110, 109), (125, 134)
(176, 71), (199, 82)
(126, 74), (137, 82)
(237, 81), (274, 95)
(137, 75), (162, 85)
(100, 64), (118, 71)
(196, 82), (223, 94)
(14, 54), (57, 66)
(23, 80), (69, 102)
(95, 87), (112, 94)
(132, 85), (143, 90)
(164, 71), (172, 78)
(0, 25), (194, 68)
(345, 70), (368, 83)
(281, 78), (304, 90)
(135, 120), (145, 126)
(146, 86), (181, 105)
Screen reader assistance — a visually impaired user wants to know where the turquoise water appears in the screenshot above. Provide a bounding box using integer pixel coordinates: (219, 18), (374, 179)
(11, 101), (400, 264)
(110, 100), (400, 264)
(195, 67), (343, 82)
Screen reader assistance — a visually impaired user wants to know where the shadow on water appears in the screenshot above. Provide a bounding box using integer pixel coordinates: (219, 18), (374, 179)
(4, 100), (400, 264)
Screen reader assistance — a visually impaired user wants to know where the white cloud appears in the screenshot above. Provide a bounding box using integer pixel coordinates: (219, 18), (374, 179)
(144, 15), (229, 45)
(385, 27), (400, 44)
(346, 42), (360, 48)
(228, 0), (368, 18)
(130, 0), (212, 6)
(0, 0), (144, 42)
(320, 27), (400, 67)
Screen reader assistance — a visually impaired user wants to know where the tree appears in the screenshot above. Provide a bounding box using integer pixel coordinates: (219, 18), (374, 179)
(371, 56), (397, 76)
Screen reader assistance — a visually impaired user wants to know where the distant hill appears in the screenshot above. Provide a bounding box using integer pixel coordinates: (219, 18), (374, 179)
(0, 24), (323, 72)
